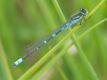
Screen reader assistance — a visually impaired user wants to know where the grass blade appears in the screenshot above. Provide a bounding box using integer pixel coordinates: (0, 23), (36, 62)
(0, 40), (13, 80)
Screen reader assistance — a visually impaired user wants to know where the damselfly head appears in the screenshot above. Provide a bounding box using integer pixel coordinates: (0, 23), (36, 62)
(80, 8), (88, 16)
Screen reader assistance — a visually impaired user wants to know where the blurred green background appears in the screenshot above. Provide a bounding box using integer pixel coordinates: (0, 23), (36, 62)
(0, 0), (107, 80)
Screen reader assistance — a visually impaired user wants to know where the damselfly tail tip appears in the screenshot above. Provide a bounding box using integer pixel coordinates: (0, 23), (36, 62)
(12, 63), (17, 68)
(12, 58), (23, 68)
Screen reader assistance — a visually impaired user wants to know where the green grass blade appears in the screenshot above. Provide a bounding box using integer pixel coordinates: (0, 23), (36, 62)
(37, 0), (57, 30)
(55, 64), (68, 80)
(0, 40), (13, 80)
(72, 35), (99, 80)
(52, 1), (85, 80)
(52, 0), (66, 22)
(31, 45), (70, 80)
(86, 0), (106, 19)
(79, 18), (107, 39)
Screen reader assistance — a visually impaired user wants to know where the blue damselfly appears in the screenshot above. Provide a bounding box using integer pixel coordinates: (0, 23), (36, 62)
(12, 8), (88, 67)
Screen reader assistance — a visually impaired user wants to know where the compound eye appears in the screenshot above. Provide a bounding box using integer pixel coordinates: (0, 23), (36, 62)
(80, 8), (87, 16)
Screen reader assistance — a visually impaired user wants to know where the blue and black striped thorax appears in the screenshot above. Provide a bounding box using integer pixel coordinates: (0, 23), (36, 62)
(61, 8), (87, 31)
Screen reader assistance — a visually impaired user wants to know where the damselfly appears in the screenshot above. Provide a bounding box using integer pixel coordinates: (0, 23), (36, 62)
(12, 8), (88, 67)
